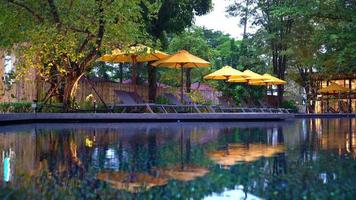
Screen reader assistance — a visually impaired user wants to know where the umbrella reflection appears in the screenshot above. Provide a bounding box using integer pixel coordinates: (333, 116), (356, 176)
(154, 164), (209, 182)
(208, 144), (284, 167)
(153, 128), (209, 182)
(97, 171), (168, 193)
(97, 128), (209, 192)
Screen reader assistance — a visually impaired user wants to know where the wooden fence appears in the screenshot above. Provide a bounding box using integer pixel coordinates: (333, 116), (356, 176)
(1, 76), (221, 105)
(76, 79), (221, 105)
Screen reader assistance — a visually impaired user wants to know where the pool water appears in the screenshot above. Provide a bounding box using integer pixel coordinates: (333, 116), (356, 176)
(0, 118), (355, 199)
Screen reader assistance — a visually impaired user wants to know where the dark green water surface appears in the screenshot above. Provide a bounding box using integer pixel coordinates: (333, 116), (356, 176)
(0, 118), (355, 199)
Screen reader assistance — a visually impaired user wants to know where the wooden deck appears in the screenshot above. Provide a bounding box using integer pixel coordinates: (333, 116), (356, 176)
(0, 113), (293, 125)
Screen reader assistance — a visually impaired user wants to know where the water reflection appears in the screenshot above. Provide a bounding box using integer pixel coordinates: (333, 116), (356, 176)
(2, 148), (14, 183)
(0, 119), (355, 199)
(208, 144), (284, 167)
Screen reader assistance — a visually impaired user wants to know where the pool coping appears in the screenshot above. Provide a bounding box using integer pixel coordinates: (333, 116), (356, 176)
(295, 113), (356, 118)
(0, 112), (294, 125)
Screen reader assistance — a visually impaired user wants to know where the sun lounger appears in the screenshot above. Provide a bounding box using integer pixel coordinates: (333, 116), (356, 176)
(113, 91), (165, 113)
(216, 97), (245, 113)
(257, 99), (290, 113)
(160, 93), (211, 113)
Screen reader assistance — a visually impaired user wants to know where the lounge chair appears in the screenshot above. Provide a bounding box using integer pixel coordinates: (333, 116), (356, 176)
(216, 97), (245, 113)
(240, 98), (267, 113)
(182, 94), (213, 113)
(257, 99), (290, 113)
(160, 93), (210, 113)
(113, 91), (165, 113)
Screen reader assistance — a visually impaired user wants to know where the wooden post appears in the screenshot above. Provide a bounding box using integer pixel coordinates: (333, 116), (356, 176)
(181, 65), (184, 103)
(349, 79), (352, 113)
(326, 81), (329, 113)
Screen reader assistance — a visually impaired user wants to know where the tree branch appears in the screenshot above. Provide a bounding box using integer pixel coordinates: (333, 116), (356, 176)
(79, 0), (106, 70)
(68, 26), (95, 37)
(47, 0), (61, 27)
(7, 0), (44, 22)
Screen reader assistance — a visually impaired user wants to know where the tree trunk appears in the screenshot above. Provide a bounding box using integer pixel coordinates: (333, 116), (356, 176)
(147, 64), (157, 103)
(62, 72), (85, 111)
(185, 68), (191, 93)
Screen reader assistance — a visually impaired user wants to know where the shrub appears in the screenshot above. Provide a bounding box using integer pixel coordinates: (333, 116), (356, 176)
(281, 100), (298, 113)
(38, 103), (63, 113)
(0, 102), (32, 113)
(187, 90), (206, 104)
(156, 96), (170, 104)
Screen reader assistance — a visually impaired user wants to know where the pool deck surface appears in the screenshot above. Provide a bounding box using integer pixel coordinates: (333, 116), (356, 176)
(295, 113), (356, 118)
(0, 112), (293, 125)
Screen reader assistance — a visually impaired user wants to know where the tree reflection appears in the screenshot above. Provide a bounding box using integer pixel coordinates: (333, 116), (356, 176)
(1, 120), (356, 199)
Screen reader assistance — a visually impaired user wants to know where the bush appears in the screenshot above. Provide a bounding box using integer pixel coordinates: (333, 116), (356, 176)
(281, 100), (298, 113)
(0, 102), (67, 113)
(0, 102), (33, 113)
(38, 103), (63, 113)
(156, 96), (170, 104)
(187, 90), (206, 104)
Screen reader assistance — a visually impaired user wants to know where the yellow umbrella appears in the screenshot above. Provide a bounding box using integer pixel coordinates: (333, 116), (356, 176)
(319, 82), (350, 94)
(248, 74), (286, 86)
(99, 45), (169, 62)
(226, 78), (248, 83)
(203, 66), (246, 80)
(152, 50), (210, 102)
(319, 83), (350, 113)
(98, 44), (169, 84)
(228, 69), (267, 83)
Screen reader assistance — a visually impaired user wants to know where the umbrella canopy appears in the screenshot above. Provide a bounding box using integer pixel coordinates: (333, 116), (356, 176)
(152, 50), (210, 68)
(226, 78), (248, 83)
(152, 50), (210, 102)
(227, 69), (267, 83)
(203, 66), (246, 80)
(98, 44), (169, 85)
(248, 74), (286, 86)
(319, 82), (350, 94)
(98, 44), (169, 63)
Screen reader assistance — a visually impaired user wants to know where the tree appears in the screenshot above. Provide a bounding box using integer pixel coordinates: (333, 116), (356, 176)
(167, 27), (211, 92)
(227, 0), (355, 107)
(0, 0), (143, 109)
(140, 0), (212, 101)
(227, 0), (299, 105)
(310, 0), (356, 73)
(226, 0), (257, 38)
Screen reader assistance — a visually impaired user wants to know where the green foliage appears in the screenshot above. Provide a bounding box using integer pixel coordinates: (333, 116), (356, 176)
(281, 100), (298, 113)
(141, 0), (212, 41)
(159, 27), (212, 85)
(155, 95), (170, 104)
(0, 0), (146, 107)
(0, 102), (32, 113)
(187, 90), (206, 104)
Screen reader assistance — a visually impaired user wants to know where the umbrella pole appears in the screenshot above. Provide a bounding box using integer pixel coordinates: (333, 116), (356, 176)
(181, 65), (184, 103)
(338, 92), (341, 113)
(132, 55), (137, 92)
